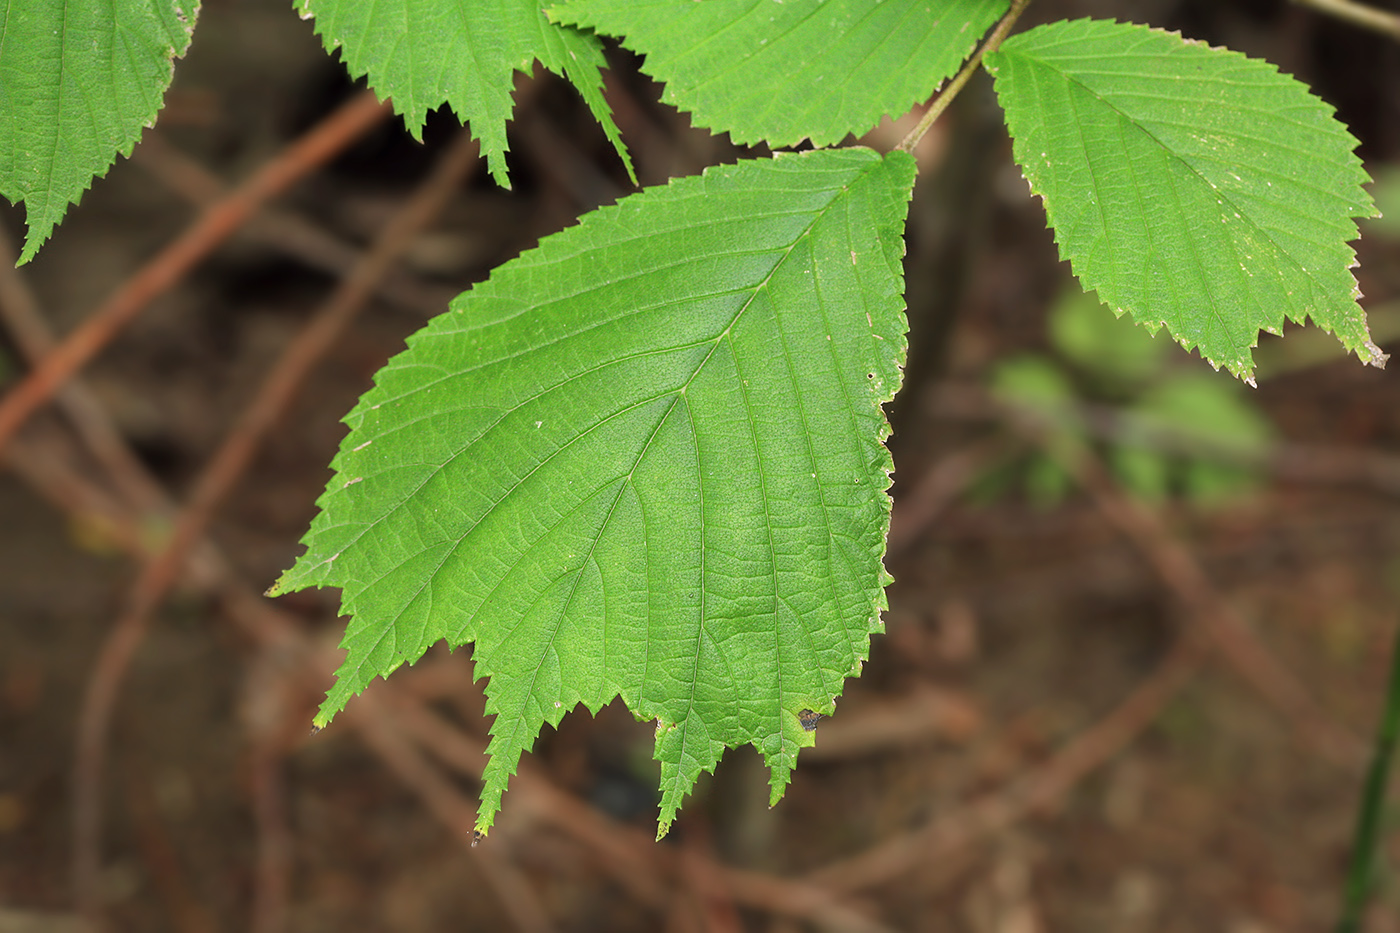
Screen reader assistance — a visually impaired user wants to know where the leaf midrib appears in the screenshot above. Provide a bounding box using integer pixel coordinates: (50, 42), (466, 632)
(1019, 51), (1324, 354)
(347, 165), (878, 703)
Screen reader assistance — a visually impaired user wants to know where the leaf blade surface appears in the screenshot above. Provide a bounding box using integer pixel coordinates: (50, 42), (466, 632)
(986, 18), (1381, 379)
(294, 0), (630, 186)
(550, 0), (1009, 148)
(0, 0), (197, 263)
(275, 148), (917, 836)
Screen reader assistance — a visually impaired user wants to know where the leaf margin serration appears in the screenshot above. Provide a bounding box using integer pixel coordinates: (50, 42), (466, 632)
(985, 17), (1383, 381)
(272, 147), (917, 839)
(0, 0), (199, 264)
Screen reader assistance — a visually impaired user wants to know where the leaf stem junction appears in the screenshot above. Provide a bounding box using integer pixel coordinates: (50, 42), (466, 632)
(897, 0), (1034, 154)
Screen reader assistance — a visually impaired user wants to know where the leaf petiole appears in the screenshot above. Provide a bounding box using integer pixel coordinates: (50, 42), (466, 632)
(897, 0), (1033, 154)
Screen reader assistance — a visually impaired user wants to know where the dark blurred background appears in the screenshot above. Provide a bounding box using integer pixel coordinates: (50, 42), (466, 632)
(3, 0), (1400, 930)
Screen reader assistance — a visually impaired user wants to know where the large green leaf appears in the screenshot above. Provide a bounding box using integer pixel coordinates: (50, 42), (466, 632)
(295, 0), (631, 187)
(550, 0), (1009, 148)
(0, 0), (197, 264)
(274, 147), (917, 837)
(986, 19), (1383, 381)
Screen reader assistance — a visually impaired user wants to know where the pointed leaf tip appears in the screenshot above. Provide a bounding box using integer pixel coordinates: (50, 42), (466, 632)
(2, 0), (197, 263)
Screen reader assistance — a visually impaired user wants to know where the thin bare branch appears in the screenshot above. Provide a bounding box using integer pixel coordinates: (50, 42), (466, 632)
(0, 227), (168, 512)
(347, 694), (558, 933)
(897, 0), (1033, 153)
(807, 638), (1200, 891)
(0, 91), (391, 459)
(71, 130), (480, 926)
(1292, 0), (1400, 41)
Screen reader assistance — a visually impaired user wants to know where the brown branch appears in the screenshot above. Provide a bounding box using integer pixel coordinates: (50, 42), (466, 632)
(931, 384), (1369, 767)
(897, 0), (1033, 153)
(803, 686), (982, 762)
(0, 256), (598, 933)
(0, 90), (392, 460)
(1070, 450), (1367, 768)
(131, 132), (455, 319)
(0, 227), (168, 512)
(13, 416), (897, 931)
(15, 431), (552, 931)
(1, 429), (150, 555)
(6, 428), (314, 925)
(712, 866), (897, 933)
(385, 697), (897, 933)
(71, 129), (481, 926)
(806, 637), (1201, 892)
(383, 696), (674, 910)
(1292, 0), (1400, 41)
(933, 383), (1400, 501)
(346, 694), (557, 933)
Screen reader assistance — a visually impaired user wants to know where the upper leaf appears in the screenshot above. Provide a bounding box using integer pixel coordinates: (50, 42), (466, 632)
(986, 19), (1383, 380)
(550, 0), (1010, 148)
(295, 0), (631, 187)
(274, 148), (917, 837)
(0, 0), (197, 264)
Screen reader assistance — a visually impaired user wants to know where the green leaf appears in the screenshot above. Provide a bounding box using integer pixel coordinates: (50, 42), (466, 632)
(986, 19), (1383, 381)
(550, 0), (1009, 148)
(274, 147), (917, 837)
(0, 0), (197, 264)
(295, 0), (632, 187)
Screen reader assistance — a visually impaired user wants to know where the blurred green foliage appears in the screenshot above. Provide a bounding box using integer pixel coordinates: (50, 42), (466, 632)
(985, 288), (1274, 507)
(1365, 164), (1400, 242)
